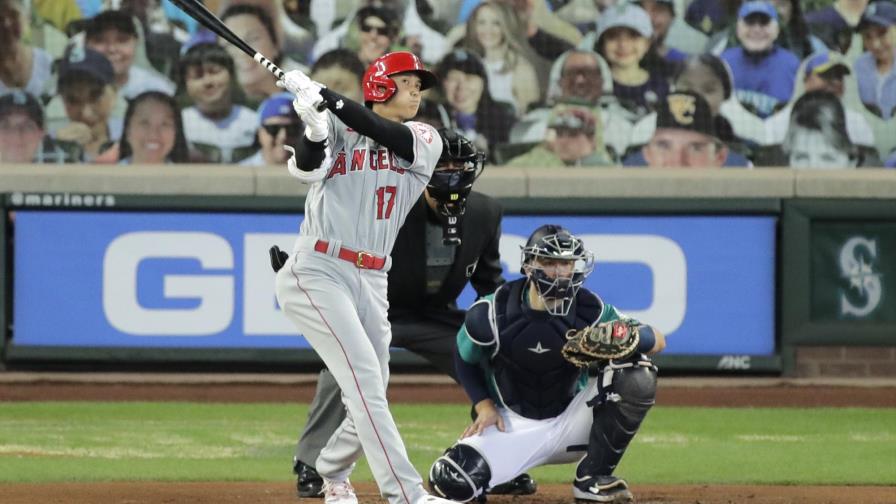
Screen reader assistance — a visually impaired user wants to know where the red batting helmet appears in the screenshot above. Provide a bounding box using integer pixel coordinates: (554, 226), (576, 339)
(362, 51), (438, 103)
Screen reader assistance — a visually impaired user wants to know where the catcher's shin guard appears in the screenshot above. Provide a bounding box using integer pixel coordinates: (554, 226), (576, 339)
(429, 444), (491, 502)
(579, 363), (657, 477)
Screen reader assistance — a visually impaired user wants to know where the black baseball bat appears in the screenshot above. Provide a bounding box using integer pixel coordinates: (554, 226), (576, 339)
(168, 0), (326, 111)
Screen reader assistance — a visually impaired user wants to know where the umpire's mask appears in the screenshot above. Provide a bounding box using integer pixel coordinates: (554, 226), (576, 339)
(427, 128), (485, 245)
(520, 225), (595, 316)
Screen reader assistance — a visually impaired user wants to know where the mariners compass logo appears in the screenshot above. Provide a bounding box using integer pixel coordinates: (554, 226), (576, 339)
(838, 237), (883, 317)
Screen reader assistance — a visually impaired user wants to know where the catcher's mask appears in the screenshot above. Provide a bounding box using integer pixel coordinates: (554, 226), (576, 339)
(429, 128), (485, 216)
(427, 128), (485, 244)
(520, 224), (595, 316)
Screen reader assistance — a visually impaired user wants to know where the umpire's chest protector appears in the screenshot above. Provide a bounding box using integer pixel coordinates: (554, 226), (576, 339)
(491, 279), (602, 420)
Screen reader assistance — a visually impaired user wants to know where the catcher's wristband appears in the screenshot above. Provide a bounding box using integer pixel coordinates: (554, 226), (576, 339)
(636, 325), (656, 353)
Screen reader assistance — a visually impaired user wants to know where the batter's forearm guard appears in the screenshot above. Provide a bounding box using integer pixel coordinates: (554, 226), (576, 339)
(293, 136), (327, 172)
(319, 89), (415, 161)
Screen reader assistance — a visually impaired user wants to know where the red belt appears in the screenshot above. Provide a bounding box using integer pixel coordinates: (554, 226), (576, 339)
(314, 240), (386, 270)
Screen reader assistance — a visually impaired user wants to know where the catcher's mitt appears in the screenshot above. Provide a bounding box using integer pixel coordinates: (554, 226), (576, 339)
(562, 319), (640, 367)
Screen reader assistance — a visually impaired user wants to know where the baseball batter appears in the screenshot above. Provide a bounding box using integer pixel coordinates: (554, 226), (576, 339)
(274, 52), (449, 504)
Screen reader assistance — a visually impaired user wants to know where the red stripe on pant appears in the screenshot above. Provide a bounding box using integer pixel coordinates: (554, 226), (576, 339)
(291, 270), (413, 504)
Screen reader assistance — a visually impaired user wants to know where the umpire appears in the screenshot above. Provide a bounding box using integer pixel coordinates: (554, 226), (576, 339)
(288, 129), (536, 498)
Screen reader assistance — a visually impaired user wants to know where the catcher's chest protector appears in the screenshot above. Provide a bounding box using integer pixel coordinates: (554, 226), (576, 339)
(490, 279), (603, 419)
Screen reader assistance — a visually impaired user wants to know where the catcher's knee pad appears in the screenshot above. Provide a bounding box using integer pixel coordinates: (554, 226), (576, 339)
(428, 444), (491, 502)
(612, 364), (658, 417)
(584, 364), (657, 476)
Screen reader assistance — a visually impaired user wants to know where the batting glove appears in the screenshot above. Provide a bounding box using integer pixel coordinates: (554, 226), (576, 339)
(277, 70), (324, 106)
(293, 97), (328, 142)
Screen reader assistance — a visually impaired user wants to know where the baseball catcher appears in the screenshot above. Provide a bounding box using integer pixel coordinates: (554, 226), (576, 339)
(428, 225), (666, 503)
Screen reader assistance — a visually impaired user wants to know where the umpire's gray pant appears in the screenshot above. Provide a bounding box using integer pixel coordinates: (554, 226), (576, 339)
(295, 318), (459, 467)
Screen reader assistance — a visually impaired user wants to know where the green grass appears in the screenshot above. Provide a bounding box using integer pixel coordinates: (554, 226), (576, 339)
(1, 403), (894, 485)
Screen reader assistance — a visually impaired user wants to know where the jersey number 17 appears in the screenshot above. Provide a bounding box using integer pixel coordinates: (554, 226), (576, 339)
(375, 185), (397, 220)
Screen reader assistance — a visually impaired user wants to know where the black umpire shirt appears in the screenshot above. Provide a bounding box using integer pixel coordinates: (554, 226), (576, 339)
(387, 190), (505, 327)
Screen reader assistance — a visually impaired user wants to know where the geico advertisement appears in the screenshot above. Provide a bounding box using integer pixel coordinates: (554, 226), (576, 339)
(12, 211), (775, 354)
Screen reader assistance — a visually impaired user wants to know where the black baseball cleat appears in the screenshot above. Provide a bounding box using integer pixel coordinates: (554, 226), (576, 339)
(572, 475), (633, 503)
(293, 459), (324, 498)
(487, 473), (538, 495)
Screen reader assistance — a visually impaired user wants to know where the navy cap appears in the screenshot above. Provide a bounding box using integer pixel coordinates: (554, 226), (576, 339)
(57, 46), (115, 85)
(180, 29), (218, 55)
(804, 52), (851, 79)
(258, 92), (300, 126)
(738, 1), (778, 21)
(655, 91), (716, 138)
(86, 9), (138, 39)
(436, 49), (488, 81)
(0, 90), (44, 129)
(860, 1), (896, 29)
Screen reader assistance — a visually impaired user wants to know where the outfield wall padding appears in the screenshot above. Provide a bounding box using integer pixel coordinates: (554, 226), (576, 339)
(2, 165), (895, 374)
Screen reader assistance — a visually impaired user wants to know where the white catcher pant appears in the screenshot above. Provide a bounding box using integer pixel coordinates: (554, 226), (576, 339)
(458, 378), (599, 488)
(276, 247), (427, 504)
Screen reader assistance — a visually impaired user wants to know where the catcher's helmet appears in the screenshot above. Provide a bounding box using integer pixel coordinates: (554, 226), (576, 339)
(427, 128), (485, 217)
(521, 225), (595, 316)
(362, 51), (438, 103)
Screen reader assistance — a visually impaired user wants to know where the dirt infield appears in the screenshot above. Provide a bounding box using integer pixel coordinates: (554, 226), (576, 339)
(2, 481), (895, 504)
(3, 376), (896, 407)
(2, 375), (895, 503)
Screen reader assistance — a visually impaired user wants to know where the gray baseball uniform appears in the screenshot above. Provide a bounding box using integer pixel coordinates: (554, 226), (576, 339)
(275, 111), (442, 504)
